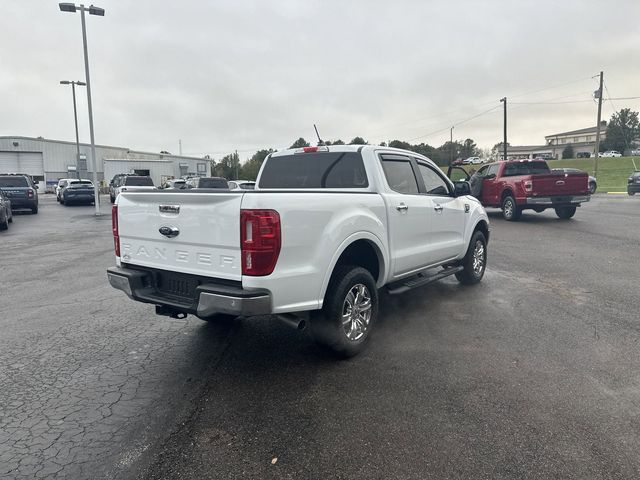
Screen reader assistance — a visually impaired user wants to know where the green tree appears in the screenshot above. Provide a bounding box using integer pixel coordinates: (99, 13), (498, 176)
(213, 152), (240, 180)
(290, 138), (310, 148)
(241, 148), (274, 180)
(603, 108), (640, 153)
(460, 138), (478, 158)
(349, 136), (367, 145)
(562, 145), (574, 159)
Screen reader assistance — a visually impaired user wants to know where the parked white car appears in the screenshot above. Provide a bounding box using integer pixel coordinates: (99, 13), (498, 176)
(601, 151), (622, 157)
(107, 145), (490, 357)
(228, 180), (256, 190)
(465, 157), (484, 165)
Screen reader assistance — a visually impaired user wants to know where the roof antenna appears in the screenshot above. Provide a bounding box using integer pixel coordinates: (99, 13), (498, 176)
(314, 124), (324, 146)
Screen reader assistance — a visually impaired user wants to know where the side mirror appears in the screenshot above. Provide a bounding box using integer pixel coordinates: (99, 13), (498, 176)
(33, 184), (39, 190)
(454, 181), (471, 197)
(484, 173), (496, 180)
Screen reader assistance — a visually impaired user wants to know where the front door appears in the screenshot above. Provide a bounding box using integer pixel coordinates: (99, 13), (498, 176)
(416, 162), (467, 264)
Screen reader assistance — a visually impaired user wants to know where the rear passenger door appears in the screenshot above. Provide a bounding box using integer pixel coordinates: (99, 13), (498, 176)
(415, 161), (467, 264)
(379, 154), (432, 278)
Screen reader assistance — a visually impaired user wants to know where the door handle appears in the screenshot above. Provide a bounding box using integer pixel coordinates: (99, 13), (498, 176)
(396, 203), (408, 212)
(434, 204), (443, 212)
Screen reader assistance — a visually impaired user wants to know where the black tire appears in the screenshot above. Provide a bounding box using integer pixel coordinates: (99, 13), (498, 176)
(455, 230), (487, 285)
(31, 205), (38, 214)
(555, 206), (576, 219)
(629, 192), (636, 196)
(110, 194), (115, 204)
(502, 195), (521, 221)
(310, 265), (378, 358)
(8, 213), (12, 223)
(533, 207), (545, 213)
(589, 182), (597, 194)
(0, 216), (7, 231)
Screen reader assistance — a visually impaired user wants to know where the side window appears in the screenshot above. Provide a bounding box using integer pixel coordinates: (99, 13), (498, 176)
(381, 158), (419, 194)
(417, 163), (450, 195)
(487, 164), (499, 176)
(476, 165), (490, 177)
(503, 164), (518, 177)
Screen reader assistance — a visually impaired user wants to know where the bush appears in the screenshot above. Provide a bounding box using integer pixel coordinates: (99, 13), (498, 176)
(562, 145), (574, 159)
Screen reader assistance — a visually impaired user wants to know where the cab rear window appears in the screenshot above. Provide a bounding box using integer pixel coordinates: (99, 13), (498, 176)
(0, 177), (29, 187)
(259, 152), (368, 189)
(125, 176), (154, 186)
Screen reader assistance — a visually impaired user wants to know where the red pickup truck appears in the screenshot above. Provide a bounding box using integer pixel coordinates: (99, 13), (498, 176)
(449, 160), (590, 221)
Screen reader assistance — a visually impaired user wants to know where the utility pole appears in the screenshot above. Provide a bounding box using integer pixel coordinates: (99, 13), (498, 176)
(235, 149), (239, 180)
(500, 97), (507, 160)
(450, 126), (454, 165)
(594, 71), (604, 179)
(60, 80), (86, 178)
(179, 139), (182, 156)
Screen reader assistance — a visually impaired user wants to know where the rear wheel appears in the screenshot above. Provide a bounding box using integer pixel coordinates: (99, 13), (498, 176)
(502, 195), (521, 221)
(0, 216), (7, 231)
(310, 265), (378, 358)
(629, 192), (636, 196)
(589, 182), (597, 194)
(455, 230), (487, 285)
(31, 205), (38, 214)
(555, 206), (576, 219)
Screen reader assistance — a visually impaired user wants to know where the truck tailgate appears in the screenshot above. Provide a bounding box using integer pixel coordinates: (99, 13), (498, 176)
(531, 173), (589, 196)
(117, 191), (243, 281)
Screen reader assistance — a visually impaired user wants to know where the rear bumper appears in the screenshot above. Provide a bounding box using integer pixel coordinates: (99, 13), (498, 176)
(525, 195), (590, 206)
(7, 198), (37, 209)
(106, 266), (272, 318)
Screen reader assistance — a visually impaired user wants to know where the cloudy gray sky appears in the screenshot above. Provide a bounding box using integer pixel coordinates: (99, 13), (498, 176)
(2, 0), (639, 160)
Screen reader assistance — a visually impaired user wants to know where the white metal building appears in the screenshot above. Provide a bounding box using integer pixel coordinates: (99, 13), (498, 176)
(0, 136), (210, 191)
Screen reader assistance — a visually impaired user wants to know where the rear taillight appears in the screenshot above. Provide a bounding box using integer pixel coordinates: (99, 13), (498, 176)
(112, 205), (120, 257)
(524, 180), (533, 193)
(240, 209), (281, 276)
(27, 189), (34, 198)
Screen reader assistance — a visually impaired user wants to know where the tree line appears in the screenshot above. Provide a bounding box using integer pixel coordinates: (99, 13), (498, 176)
(210, 108), (639, 180)
(211, 136), (482, 180)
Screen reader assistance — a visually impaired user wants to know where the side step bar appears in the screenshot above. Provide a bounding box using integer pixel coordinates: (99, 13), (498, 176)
(386, 266), (464, 295)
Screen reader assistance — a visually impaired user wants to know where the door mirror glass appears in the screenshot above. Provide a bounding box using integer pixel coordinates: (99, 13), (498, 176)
(454, 181), (471, 197)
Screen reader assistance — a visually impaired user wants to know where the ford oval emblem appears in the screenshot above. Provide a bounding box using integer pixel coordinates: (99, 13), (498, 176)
(159, 225), (180, 238)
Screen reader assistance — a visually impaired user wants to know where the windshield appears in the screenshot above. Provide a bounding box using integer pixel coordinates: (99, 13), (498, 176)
(198, 178), (229, 189)
(259, 152), (368, 189)
(125, 176), (154, 186)
(0, 177), (29, 187)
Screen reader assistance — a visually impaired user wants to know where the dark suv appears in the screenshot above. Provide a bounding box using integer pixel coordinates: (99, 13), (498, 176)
(0, 174), (39, 214)
(628, 172), (640, 196)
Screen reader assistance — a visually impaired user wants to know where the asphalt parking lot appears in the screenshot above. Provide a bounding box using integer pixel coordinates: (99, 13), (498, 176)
(2, 194), (640, 479)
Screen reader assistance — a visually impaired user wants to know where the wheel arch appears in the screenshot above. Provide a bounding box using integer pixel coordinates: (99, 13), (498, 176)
(319, 233), (387, 308)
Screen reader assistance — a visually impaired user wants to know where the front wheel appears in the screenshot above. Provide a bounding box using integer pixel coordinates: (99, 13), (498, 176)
(502, 195), (521, 221)
(310, 265), (378, 358)
(555, 206), (576, 219)
(455, 230), (487, 285)
(589, 182), (597, 194)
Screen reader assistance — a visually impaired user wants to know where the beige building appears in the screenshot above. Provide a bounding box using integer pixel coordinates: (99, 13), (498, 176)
(544, 121), (607, 159)
(498, 122), (607, 160)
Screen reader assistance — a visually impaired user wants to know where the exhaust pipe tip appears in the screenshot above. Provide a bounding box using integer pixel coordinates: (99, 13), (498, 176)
(277, 314), (307, 331)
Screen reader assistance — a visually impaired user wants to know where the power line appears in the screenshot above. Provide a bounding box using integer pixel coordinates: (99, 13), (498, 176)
(408, 105), (501, 142)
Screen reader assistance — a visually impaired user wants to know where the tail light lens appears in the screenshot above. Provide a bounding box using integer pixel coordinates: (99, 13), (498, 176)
(241, 209), (281, 276)
(112, 205), (120, 257)
(27, 189), (34, 198)
(524, 180), (533, 193)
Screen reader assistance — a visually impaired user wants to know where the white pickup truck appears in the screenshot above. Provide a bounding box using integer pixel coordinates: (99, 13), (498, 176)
(107, 145), (490, 357)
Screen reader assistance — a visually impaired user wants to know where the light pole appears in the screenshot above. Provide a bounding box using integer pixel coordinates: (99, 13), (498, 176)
(60, 80), (86, 178)
(59, 3), (104, 215)
(450, 126), (454, 166)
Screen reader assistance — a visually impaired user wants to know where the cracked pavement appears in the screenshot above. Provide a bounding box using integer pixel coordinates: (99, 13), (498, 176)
(2, 194), (640, 479)
(0, 196), (234, 479)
